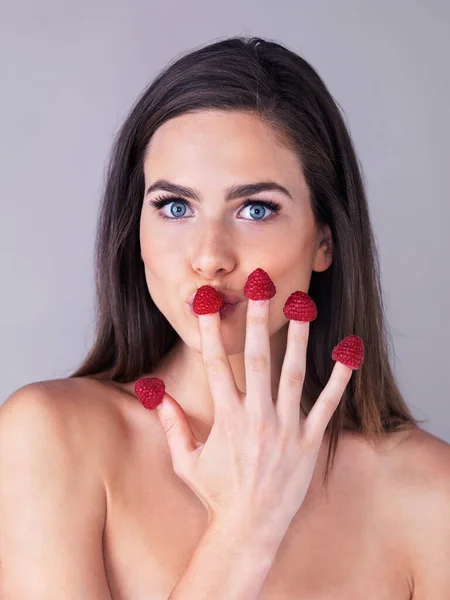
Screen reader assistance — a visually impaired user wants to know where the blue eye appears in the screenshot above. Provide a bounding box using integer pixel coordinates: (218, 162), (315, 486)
(162, 199), (188, 218)
(149, 195), (282, 222)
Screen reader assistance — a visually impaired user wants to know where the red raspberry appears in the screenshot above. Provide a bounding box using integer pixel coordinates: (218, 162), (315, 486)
(193, 285), (225, 315)
(134, 377), (165, 410)
(331, 335), (365, 370)
(283, 291), (317, 322)
(244, 268), (276, 301)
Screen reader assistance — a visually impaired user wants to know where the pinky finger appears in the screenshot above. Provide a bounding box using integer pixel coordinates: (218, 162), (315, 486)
(302, 361), (353, 443)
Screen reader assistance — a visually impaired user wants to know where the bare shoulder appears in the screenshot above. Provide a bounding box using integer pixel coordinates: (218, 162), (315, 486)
(379, 426), (450, 598)
(0, 377), (132, 596)
(0, 376), (139, 471)
(381, 426), (450, 490)
(2, 377), (114, 431)
(1, 375), (162, 475)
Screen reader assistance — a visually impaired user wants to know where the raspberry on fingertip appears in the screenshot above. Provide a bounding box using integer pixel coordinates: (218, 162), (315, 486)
(192, 286), (225, 315)
(135, 377), (166, 410)
(283, 291), (317, 322)
(244, 268), (276, 301)
(331, 335), (365, 370)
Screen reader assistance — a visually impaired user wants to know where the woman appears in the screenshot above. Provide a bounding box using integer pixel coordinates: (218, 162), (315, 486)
(1, 35), (449, 599)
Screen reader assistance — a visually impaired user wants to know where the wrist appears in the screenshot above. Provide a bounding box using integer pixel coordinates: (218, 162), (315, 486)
(207, 512), (283, 557)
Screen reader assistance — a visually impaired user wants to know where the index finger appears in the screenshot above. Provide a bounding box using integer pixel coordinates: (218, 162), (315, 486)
(197, 311), (242, 415)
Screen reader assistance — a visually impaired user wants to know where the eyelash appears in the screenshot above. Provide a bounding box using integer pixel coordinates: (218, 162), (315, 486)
(148, 194), (282, 223)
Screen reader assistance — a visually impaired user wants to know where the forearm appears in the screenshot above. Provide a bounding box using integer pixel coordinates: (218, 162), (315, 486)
(167, 517), (282, 600)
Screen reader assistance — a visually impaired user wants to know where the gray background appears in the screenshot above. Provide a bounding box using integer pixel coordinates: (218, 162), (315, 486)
(1, 1), (449, 440)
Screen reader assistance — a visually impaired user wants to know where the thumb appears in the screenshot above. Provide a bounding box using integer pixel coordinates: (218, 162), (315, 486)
(156, 392), (200, 474)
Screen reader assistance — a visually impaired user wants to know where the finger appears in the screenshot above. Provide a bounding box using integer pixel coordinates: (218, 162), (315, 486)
(244, 298), (273, 416)
(156, 391), (201, 475)
(198, 312), (241, 415)
(276, 319), (310, 434)
(302, 361), (353, 443)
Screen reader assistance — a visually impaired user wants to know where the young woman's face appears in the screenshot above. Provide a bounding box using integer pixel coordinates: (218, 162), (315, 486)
(140, 110), (332, 355)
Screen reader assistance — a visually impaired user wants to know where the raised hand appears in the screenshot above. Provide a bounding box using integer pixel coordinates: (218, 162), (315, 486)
(134, 268), (364, 539)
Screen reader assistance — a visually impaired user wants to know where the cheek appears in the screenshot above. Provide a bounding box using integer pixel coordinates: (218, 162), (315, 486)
(262, 237), (311, 274)
(140, 219), (179, 266)
(283, 228), (315, 262)
(140, 237), (187, 304)
(141, 246), (180, 284)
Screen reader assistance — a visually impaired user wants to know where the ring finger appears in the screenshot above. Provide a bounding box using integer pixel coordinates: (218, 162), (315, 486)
(276, 319), (310, 435)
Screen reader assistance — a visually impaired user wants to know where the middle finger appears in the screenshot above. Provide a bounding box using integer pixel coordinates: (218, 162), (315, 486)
(244, 296), (274, 417)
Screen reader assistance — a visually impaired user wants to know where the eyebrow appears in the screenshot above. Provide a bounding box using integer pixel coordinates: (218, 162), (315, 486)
(145, 179), (294, 202)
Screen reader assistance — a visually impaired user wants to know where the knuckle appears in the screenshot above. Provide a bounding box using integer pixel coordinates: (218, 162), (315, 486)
(320, 393), (340, 420)
(247, 410), (273, 437)
(220, 414), (238, 437)
(246, 354), (269, 373)
(218, 405), (240, 430)
(277, 428), (293, 451)
(285, 367), (305, 388)
(159, 417), (177, 436)
(204, 355), (228, 375)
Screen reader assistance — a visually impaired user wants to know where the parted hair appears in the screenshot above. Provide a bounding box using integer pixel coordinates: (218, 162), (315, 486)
(69, 35), (424, 486)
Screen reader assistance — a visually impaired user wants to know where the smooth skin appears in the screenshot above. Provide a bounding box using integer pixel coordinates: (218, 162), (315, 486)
(158, 291), (353, 540)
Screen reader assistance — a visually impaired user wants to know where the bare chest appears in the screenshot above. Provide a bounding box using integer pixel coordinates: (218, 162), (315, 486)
(102, 429), (412, 600)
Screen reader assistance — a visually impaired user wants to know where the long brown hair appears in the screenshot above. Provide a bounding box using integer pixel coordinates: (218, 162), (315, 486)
(69, 36), (424, 486)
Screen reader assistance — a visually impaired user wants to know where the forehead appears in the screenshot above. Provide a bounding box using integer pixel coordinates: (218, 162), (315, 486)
(143, 110), (306, 191)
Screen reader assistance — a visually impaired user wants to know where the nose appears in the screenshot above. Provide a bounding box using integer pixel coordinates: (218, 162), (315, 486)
(189, 221), (236, 279)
